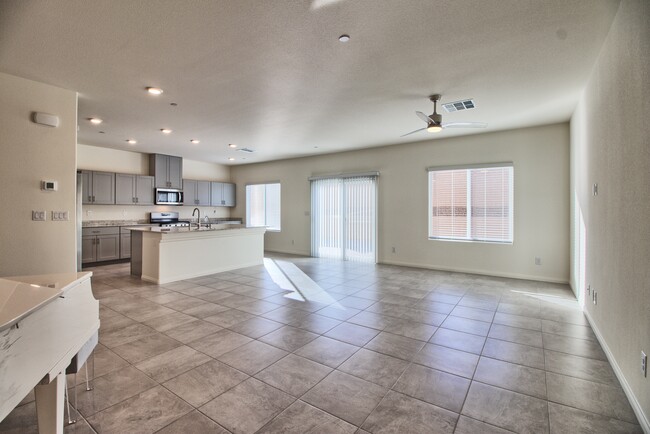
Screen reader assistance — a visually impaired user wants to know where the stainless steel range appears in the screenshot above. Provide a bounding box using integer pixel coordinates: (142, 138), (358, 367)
(150, 212), (190, 227)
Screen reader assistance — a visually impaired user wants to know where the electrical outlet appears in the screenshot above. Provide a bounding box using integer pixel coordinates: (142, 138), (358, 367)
(593, 183), (598, 196)
(587, 284), (591, 295)
(535, 257), (542, 266)
(392, 247), (396, 253)
(32, 210), (46, 221)
(593, 291), (598, 305)
(642, 351), (647, 377)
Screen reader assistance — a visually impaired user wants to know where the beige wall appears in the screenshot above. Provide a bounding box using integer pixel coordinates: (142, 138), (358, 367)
(232, 123), (570, 283)
(570, 0), (649, 427)
(77, 144), (233, 221)
(0, 73), (78, 276)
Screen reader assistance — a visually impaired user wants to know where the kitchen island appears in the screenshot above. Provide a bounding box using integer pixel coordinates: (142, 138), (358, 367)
(129, 225), (265, 284)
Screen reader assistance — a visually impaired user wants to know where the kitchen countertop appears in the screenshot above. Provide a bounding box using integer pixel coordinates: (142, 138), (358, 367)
(127, 223), (249, 233)
(82, 218), (243, 227)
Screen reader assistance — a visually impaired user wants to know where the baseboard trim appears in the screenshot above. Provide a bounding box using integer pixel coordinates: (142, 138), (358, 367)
(264, 248), (311, 256)
(379, 259), (569, 284)
(583, 310), (649, 433)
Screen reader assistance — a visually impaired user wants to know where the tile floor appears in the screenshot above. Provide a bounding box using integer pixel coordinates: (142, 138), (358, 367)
(0, 254), (643, 434)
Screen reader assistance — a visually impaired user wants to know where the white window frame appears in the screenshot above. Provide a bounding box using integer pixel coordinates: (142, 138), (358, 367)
(246, 182), (281, 231)
(427, 163), (514, 244)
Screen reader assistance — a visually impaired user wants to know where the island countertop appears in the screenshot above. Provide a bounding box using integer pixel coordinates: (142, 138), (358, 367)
(126, 223), (250, 233)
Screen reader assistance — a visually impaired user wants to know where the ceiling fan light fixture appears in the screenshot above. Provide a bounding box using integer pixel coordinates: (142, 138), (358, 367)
(338, 34), (350, 42)
(147, 87), (163, 95)
(160, 128), (172, 134)
(427, 124), (442, 133)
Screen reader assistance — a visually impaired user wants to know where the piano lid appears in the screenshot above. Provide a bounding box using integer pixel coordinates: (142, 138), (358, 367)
(0, 272), (92, 332)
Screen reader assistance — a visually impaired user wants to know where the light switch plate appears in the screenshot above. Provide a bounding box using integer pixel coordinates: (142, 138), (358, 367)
(32, 210), (46, 221)
(51, 211), (69, 221)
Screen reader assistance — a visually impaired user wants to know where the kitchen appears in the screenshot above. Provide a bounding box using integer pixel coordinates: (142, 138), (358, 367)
(78, 145), (265, 283)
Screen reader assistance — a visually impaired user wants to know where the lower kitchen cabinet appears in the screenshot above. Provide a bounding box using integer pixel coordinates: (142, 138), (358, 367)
(82, 227), (120, 263)
(120, 230), (131, 259)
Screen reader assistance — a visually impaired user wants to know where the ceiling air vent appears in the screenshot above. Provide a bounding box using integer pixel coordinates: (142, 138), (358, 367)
(238, 148), (255, 153)
(442, 99), (475, 113)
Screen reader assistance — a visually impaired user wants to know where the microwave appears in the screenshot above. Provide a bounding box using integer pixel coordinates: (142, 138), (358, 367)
(155, 188), (184, 205)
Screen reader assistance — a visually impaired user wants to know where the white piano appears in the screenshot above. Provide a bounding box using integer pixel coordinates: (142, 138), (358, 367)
(0, 272), (99, 434)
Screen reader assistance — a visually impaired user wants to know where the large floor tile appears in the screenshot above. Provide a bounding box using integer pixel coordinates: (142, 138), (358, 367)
(203, 308), (256, 327)
(257, 400), (356, 434)
(99, 323), (157, 348)
(163, 360), (249, 407)
(488, 324), (543, 347)
(258, 325), (319, 351)
(228, 316), (285, 339)
(542, 333), (607, 361)
(546, 372), (637, 423)
(142, 311), (197, 332)
(548, 402), (643, 434)
(481, 338), (545, 369)
(429, 328), (486, 354)
(87, 386), (192, 434)
(294, 336), (360, 368)
(111, 333), (181, 364)
(134, 345), (211, 382)
(217, 340), (288, 375)
(413, 343), (479, 378)
(325, 322), (380, 346)
(454, 415), (513, 434)
(155, 410), (230, 433)
(451, 305), (496, 323)
(163, 319), (222, 343)
(441, 315), (491, 336)
(338, 348), (410, 388)
(544, 350), (618, 386)
(364, 331), (425, 361)
(73, 366), (157, 416)
(362, 390), (458, 434)
(393, 364), (470, 412)
(200, 378), (295, 434)
(493, 312), (542, 331)
(302, 371), (387, 426)
(541, 319), (596, 341)
(255, 354), (331, 397)
(189, 329), (252, 358)
(473, 357), (547, 399)
(461, 382), (549, 434)
(382, 318), (437, 341)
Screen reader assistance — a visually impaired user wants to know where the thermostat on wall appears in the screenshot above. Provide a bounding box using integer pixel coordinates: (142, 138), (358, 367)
(42, 180), (58, 191)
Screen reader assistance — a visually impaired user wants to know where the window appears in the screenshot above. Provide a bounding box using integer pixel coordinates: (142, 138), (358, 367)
(428, 164), (513, 243)
(246, 183), (281, 231)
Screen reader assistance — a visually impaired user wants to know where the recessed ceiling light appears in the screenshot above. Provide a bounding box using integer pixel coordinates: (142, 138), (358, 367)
(338, 34), (350, 42)
(126, 139), (137, 144)
(89, 118), (103, 125)
(161, 129), (172, 134)
(147, 87), (163, 95)
(170, 102), (178, 106)
(228, 144), (237, 148)
(190, 139), (200, 144)
(228, 157), (235, 161)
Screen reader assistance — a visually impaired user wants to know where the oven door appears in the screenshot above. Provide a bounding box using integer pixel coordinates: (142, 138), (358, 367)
(155, 188), (184, 205)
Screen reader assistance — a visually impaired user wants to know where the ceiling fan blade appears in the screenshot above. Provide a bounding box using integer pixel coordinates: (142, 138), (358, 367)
(400, 127), (427, 137)
(442, 122), (487, 129)
(415, 111), (431, 124)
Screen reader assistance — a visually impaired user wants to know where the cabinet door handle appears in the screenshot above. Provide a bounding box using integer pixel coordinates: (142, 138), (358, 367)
(136, 197), (139, 203)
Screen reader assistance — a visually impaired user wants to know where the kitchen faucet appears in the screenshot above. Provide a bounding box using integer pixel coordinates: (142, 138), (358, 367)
(192, 208), (201, 229)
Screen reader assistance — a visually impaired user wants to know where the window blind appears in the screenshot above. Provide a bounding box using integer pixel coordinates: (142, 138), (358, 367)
(429, 165), (513, 243)
(246, 183), (281, 230)
(311, 175), (377, 263)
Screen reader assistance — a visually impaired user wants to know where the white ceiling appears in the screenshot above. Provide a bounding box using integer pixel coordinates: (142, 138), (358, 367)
(0, 0), (619, 165)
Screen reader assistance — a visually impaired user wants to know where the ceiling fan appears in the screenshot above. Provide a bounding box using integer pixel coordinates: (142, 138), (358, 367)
(401, 94), (487, 137)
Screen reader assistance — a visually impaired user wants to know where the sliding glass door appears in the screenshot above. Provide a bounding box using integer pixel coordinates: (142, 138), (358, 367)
(311, 175), (377, 263)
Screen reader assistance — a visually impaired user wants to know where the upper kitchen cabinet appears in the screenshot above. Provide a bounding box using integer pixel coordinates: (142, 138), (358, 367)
(183, 179), (211, 206)
(81, 170), (115, 204)
(115, 174), (155, 205)
(149, 154), (183, 189)
(211, 182), (236, 207)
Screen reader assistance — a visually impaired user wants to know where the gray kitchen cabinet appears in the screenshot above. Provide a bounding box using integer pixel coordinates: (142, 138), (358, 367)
(81, 170), (115, 204)
(210, 182), (236, 207)
(183, 179), (211, 206)
(82, 227), (120, 263)
(115, 173), (155, 205)
(120, 233), (131, 259)
(150, 154), (183, 189)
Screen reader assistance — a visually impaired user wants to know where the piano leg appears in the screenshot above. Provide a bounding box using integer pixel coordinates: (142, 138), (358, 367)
(34, 372), (65, 434)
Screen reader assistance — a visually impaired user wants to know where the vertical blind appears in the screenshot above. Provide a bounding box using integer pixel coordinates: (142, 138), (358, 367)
(311, 175), (377, 263)
(428, 164), (513, 243)
(246, 183), (281, 230)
